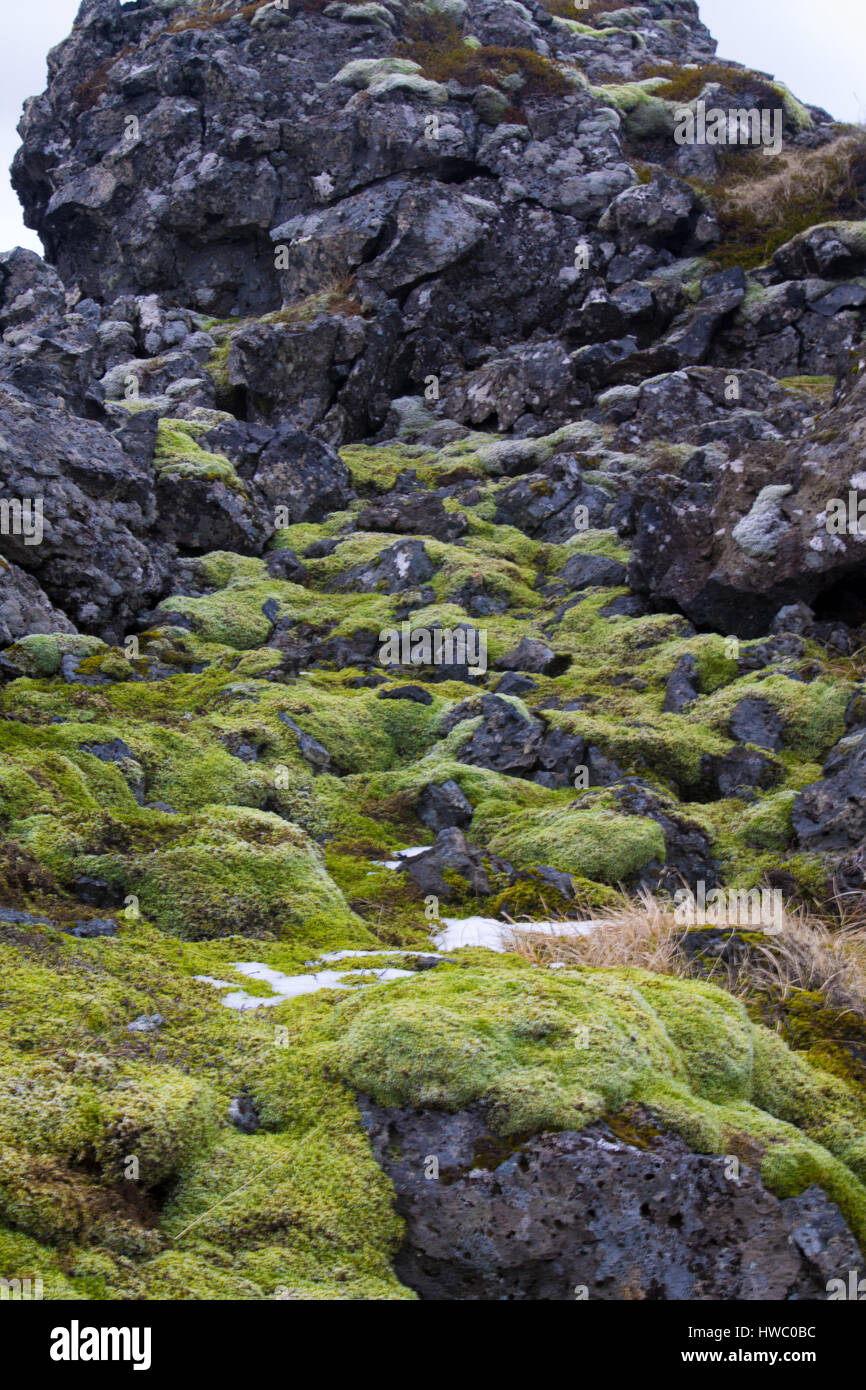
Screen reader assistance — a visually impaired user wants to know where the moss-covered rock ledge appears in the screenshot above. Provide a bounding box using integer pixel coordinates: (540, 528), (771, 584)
(1, 921), (864, 1299)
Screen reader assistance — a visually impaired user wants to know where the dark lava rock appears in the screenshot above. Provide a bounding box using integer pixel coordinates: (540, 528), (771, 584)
(62, 918), (120, 939)
(227, 1090), (261, 1135)
(333, 538), (436, 595)
(793, 731), (866, 851)
(495, 637), (568, 676)
(495, 672), (537, 697)
(402, 828), (512, 901)
(277, 712), (332, 773)
(0, 906), (52, 927)
(72, 875), (124, 907)
(360, 1101), (861, 1301)
(706, 746), (782, 800)
(264, 548), (306, 583)
(457, 695), (546, 778)
(663, 654), (699, 714)
(356, 494), (467, 543)
(416, 780), (474, 834)
(126, 1013), (165, 1034)
(0, 557), (77, 645)
(612, 784), (720, 890)
(729, 697), (784, 752)
(561, 552), (628, 592)
(377, 684), (433, 705)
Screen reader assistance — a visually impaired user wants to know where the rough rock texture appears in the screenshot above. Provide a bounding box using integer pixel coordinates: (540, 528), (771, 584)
(361, 1101), (862, 1301)
(627, 367), (866, 637)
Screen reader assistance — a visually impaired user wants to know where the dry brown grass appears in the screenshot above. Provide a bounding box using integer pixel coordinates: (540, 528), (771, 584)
(719, 135), (866, 224)
(396, 8), (570, 111)
(507, 888), (866, 1021)
(709, 133), (866, 269)
(725, 914), (866, 1015)
(508, 888), (687, 974)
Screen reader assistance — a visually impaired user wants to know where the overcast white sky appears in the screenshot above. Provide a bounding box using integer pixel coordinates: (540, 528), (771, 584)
(0, 0), (863, 255)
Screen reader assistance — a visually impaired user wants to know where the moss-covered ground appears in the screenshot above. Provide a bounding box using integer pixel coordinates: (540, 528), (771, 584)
(1, 418), (864, 1296)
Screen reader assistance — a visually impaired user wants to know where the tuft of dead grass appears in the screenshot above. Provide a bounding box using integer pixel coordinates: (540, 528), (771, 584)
(507, 887), (866, 1022)
(708, 133), (866, 269)
(508, 888), (687, 975)
(725, 913), (866, 1016)
(542, 0), (638, 21)
(638, 60), (780, 107)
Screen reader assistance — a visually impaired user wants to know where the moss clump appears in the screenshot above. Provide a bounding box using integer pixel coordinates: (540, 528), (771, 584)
(692, 672), (849, 762)
(779, 375), (835, 404)
(0, 920), (414, 1299)
(2, 634), (106, 678)
(588, 78), (674, 139)
(395, 8), (572, 120)
(771, 991), (866, 1091)
(130, 806), (371, 943)
(154, 419), (241, 488)
(474, 801), (666, 885)
(335, 956), (866, 1243)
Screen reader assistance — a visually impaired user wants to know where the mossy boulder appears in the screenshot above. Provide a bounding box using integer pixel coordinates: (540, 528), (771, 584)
(335, 957), (866, 1246)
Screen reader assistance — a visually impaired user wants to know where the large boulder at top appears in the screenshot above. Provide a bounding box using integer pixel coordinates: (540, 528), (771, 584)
(10, 0), (711, 336)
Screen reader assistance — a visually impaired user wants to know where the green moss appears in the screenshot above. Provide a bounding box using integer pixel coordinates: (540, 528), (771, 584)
(0, 920), (413, 1299)
(735, 790), (796, 850)
(474, 800), (666, 884)
(2, 634), (106, 678)
(779, 375), (836, 404)
(154, 419), (241, 488)
(588, 77), (674, 139)
(129, 806), (370, 942)
(0, 361), (864, 1299)
(692, 672), (849, 762)
(334, 957), (866, 1242)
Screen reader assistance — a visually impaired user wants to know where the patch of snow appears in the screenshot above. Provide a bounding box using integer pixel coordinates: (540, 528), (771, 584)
(195, 959), (416, 1011)
(432, 917), (601, 953)
(372, 844), (433, 870)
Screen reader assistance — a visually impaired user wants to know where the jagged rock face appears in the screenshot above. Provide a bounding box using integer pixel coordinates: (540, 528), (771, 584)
(12, 0), (713, 322)
(360, 1101), (862, 1300)
(627, 368), (866, 637)
(794, 729), (866, 852)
